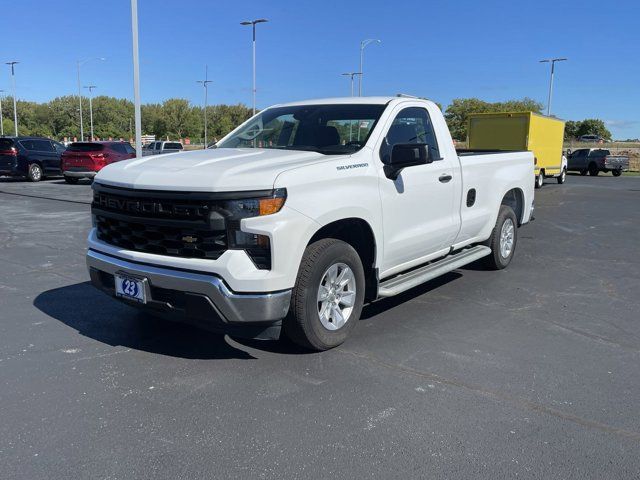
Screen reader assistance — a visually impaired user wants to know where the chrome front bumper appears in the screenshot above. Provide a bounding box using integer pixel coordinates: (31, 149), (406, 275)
(86, 249), (291, 338)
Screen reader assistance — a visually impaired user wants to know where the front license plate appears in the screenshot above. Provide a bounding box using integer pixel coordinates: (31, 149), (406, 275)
(115, 274), (146, 303)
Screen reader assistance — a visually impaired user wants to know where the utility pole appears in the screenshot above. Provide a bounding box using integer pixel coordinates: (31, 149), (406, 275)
(341, 72), (362, 97)
(84, 85), (97, 140)
(358, 39), (381, 96)
(539, 58), (567, 116)
(240, 18), (268, 115)
(197, 65), (213, 148)
(131, 0), (142, 158)
(6, 61), (19, 136)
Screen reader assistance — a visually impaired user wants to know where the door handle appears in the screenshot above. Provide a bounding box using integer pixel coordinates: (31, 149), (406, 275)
(439, 173), (453, 183)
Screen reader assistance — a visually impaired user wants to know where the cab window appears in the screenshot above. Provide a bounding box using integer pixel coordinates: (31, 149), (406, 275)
(380, 107), (440, 164)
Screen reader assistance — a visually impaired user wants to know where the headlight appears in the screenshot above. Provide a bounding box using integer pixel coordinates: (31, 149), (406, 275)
(222, 188), (286, 219)
(222, 188), (286, 269)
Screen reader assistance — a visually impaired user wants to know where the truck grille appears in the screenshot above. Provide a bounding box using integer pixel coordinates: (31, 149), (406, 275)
(92, 185), (228, 260)
(91, 184), (275, 269)
(95, 215), (227, 259)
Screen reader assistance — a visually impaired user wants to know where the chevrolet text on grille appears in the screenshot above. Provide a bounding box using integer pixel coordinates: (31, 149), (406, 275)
(95, 194), (209, 217)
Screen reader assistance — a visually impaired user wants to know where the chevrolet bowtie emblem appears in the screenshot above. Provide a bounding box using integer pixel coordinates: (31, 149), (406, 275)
(182, 235), (198, 244)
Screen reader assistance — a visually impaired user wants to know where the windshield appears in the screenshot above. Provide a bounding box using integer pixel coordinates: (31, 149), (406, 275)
(164, 142), (183, 150)
(217, 104), (386, 154)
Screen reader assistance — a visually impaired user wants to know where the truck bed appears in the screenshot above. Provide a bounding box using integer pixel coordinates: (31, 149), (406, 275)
(456, 149), (523, 156)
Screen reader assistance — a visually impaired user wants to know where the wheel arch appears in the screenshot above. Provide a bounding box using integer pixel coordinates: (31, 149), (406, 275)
(308, 217), (378, 301)
(501, 188), (525, 226)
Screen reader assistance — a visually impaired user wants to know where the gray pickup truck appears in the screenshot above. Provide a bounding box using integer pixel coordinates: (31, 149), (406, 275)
(566, 148), (629, 176)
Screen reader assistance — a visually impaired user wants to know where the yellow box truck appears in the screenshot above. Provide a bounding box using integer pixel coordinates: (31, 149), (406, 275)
(467, 112), (566, 188)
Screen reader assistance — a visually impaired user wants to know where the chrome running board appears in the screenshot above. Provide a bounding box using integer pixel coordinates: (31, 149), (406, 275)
(377, 246), (491, 297)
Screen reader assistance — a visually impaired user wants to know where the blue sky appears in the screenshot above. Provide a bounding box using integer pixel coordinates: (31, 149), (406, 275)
(4, 0), (639, 139)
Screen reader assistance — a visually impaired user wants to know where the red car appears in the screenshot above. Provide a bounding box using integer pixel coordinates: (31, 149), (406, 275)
(61, 141), (136, 184)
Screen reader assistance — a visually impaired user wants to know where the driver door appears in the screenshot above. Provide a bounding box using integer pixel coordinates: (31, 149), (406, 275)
(377, 105), (459, 275)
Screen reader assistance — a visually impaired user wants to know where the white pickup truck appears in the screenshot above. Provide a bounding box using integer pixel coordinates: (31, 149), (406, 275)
(87, 97), (534, 350)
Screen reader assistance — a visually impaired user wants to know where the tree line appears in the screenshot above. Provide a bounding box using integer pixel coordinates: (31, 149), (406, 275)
(0, 94), (611, 143)
(0, 96), (253, 143)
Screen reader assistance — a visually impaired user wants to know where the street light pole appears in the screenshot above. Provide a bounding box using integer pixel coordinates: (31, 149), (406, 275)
(0, 90), (4, 136)
(77, 57), (105, 140)
(358, 39), (381, 97)
(131, 0), (142, 158)
(540, 58), (567, 116)
(240, 18), (268, 115)
(197, 65), (213, 148)
(6, 61), (19, 136)
(84, 85), (97, 140)
(341, 72), (362, 97)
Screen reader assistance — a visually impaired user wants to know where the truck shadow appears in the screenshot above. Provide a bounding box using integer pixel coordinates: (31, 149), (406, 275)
(360, 272), (462, 320)
(33, 282), (256, 360)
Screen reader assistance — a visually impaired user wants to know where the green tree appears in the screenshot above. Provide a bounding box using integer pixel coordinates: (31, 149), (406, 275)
(564, 120), (579, 139)
(206, 104), (253, 142)
(48, 96), (82, 140)
(162, 99), (199, 139)
(576, 119), (612, 141)
(141, 103), (167, 140)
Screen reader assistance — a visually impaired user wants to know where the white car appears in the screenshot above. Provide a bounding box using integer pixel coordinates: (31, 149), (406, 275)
(87, 96), (534, 350)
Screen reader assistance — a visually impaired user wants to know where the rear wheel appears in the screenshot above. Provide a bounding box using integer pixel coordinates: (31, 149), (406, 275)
(284, 239), (365, 351)
(27, 163), (43, 182)
(612, 168), (622, 177)
(557, 168), (566, 184)
(588, 162), (599, 176)
(64, 175), (79, 184)
(483, 205), (518, 270)
(535, 171), (544, 189)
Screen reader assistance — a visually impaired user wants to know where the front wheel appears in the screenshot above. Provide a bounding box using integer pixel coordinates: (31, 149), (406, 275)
(612, 168), (622, 177)
(482, 205), (518, 270)
(557, 168), (566, 184)
(27, 163), (43, 182)
(284, 239), (365, 351)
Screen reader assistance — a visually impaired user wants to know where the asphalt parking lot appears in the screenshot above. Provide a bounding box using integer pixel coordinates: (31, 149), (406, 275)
(1, 174), (639, 479)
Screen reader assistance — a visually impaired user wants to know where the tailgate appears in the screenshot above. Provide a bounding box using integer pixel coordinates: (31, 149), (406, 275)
(605, 156), (629, 169)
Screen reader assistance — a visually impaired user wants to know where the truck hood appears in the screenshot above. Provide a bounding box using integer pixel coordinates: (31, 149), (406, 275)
(94, 148), (331, 192)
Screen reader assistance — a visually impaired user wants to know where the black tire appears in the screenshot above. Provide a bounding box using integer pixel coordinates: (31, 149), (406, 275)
(535, 171), (544, 189)
(482, 205), (518, 270)
(588, 162), (599, 176)
(284, 239), (365, 351)
(557, 168), (566, 184)
(580, 169), (588, 176)
(27, 163), (43, 182)
(612, 168), (622, 177)
(64, 175), (79, 184)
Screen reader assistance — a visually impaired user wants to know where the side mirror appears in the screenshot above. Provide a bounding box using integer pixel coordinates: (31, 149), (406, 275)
(384, 143), (431, 180)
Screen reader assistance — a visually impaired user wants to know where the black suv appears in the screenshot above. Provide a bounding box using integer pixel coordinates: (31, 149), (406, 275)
(0, 137), (67, 181)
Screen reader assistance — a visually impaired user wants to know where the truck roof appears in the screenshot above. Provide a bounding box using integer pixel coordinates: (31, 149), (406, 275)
(274, 96), (437, 108)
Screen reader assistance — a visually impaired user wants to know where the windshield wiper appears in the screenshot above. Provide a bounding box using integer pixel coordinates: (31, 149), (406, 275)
(272, 145), (325, 154)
